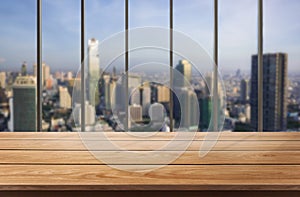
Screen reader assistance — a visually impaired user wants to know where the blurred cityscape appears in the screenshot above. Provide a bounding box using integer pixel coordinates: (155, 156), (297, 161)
(0, 38), (300, 132)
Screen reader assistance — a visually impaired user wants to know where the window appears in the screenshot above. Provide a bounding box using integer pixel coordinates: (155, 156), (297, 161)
(42, 0), (80, 131)
(219, 0), (257, 131)
(0, 0), (297, 132)
(0, 0), (36, 131)
(264, 0), (300, 131)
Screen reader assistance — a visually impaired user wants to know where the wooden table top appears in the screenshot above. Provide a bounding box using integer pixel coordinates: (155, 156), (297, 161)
(0, 132), (300, 191)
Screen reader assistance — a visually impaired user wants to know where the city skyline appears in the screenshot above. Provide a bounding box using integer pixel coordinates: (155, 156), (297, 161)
(0, 0), (300, 73)
(2, 54), (300, 132)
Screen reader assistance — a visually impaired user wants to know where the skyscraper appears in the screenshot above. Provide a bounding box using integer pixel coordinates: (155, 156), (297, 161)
(128, 75), (141, 89)
(173, 60), (192, 88)
(87, 38), (100, 107)
(102, 74), (112, 110)
(13, 76), (37, 131)
(130, 87), (140, 105)
(113, 83), (126, 112)
(251, 53), (288, 131)
(141, 84), (151, 116)
(129, 104), (142, 122)
(0, 87), (9, 131)
(73, 102), (95, 126)
(199, 96), (212, 131)
(157, 85), (170, 102)
(128, 104), (142, 128)
(67, 72), (73, 80)
(59, 86), (72, 109)
(240, 78), (249, 103)
(127, 75), (142, 105)
(0, 72), (6, 88)
(174, 88), (199, 130)
(21, 61), (27, 76)
(42, 63), (50, 86)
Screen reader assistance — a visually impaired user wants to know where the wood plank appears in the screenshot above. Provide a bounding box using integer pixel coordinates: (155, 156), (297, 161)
(0, 150), (299, 165)
(0, 165), (300, 190)
(2, 191), (300, 197)
(0, 139), (299, 151)
(1, 132), (300, 141)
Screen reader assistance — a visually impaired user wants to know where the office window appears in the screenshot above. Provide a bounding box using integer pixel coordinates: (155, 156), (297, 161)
(126, 0), (170, 131)
(173, 0), (214, 131)
(219, 0), (257, 131)
(0, 0), (37, 131)
(0, 0), (298, 132)
(78, 0), (125, 131)
(264, 0), (300, 131)
(42, 0), (80, 131)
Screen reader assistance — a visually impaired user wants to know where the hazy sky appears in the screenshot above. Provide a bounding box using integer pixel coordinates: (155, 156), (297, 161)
(0, 0), (300, 74)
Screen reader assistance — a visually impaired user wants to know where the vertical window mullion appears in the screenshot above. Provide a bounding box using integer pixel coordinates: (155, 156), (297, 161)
(258, 0), (263, 132)
(81, 0), (85, 132)
(125, 0), (129, 131)
(169, 0), (173, 132)
(37, 0), (42, 132)
(213, 0), (218, 131)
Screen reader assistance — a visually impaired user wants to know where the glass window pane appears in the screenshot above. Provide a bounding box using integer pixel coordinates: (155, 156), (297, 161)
(173, 0), (214, 131)
(84, 0), (125, 131)
(128, 0), (170, 131)
(0, 0), (36, 131)
(42, 0), (80, 131)
(264, 0), (300, 131)
(219, 0), (257, 131)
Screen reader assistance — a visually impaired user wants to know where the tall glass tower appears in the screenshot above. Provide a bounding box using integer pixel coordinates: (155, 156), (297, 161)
(13, 76), (37, 131)
(87, 38), (100, 107)
(251, 53), (288, 131)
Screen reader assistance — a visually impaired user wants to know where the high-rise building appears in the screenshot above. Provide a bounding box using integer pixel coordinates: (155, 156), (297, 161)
(204, 71), (225, 122)
(204, 72), (223, 97)
(250, 53), (288, 131)
(199, 96), (212, 131)
(21, 62), (27, 76)
(102, 75), (113, 110)
(87, 38), (100, 107)
(108, 81), (116, 110)
(188, 90), (199, 129)
(128, 104), (142, 128)
(245, 104), (251, 123)
(129, 83), (151, 116)
(59, 86), (72, 109)
(113, 83), (126, 112)
(240, 78), (249, 103)
(130, 87), (140, 105)
(174, 88), (199, 130)
(8, 98), (13, 131)
(73, 102), (95, 126)
(157, 85), (170, 102)
(13, 76), (37, 131)
(67, 72), (73, 80)
(0, 72), (6, 88)
(42, 63), (50, 86)
(173, 60), (192, 88)
(141, 84), (151, 116)
(128, 75), (141, 89)
(0, 86), (9, 131)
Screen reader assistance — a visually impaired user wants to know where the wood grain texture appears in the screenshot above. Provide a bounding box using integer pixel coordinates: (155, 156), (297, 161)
(0, 132), (299, 192)
(0, 139), (298, 151)
(0, 165), (300, 190)
(1, 132), (300, 140)
(0, 150), (299, 165)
